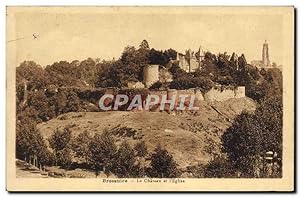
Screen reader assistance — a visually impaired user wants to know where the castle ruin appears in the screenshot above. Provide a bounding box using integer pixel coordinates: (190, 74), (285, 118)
(176, 47), (205, 72)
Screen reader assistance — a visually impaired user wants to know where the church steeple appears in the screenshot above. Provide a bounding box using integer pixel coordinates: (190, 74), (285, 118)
(262, 40), (270, 67)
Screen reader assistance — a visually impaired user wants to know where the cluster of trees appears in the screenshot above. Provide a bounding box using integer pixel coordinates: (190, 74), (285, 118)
(17, 88), (82, 123)
(96, 40), (177, 88)
(17, 125), (180, 178)
(168, 64), (214, 93)
(16, 122), (53, 170)
(71, 130), (179, 178)
(201, 95), (282, 178)
(16, 59), (99, 91)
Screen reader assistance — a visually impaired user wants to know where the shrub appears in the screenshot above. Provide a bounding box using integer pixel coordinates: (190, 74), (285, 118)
(88, 131), (117, 177)
(221, 96), (282, 177)
(49, 127), (73, 167)
(149, 144), (179, 178)
(134, 141), (148, 157)
(204, 156), (237, 178)
(149, 81), (162, 90)
(72, 130), (92, 164)
(113, 141), (137, 178)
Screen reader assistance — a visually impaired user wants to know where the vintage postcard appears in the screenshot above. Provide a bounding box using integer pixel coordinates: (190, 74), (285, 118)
(6, 6), (294, 191)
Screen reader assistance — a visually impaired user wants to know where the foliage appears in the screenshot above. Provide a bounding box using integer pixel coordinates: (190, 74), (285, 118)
(65, 91), (81, 112)
(169, 72), (195, 90)
(203, 156), (236, 178)
(72, 130), (93, 163)
(49, 127), (73, 167)
(169, 64), (186, 78)
(27, 90), (55, 121)
(112, 141), (137, 178)
(88, 131), (117, 177)
(149, 49), (169, 66)
(76, 58), (98, 87)
(134, 141), (148, 157)
(149, 81), (162, 90)
(150, 144), (179, 178)
(139, 40), (150, 49)
(49, 128), (73, 152)
(16, 61), (46, 90)
(245, 67), (282, 102)
(56, 147), (73, 169)
(16, 123), (52, 166)
(221, 96), (282, 176)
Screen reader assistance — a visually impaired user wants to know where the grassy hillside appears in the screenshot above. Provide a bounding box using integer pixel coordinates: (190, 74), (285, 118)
(37, 97), (256, 169)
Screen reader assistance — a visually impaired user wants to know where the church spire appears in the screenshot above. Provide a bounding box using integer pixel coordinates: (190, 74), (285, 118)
(262, 40), (270, 67)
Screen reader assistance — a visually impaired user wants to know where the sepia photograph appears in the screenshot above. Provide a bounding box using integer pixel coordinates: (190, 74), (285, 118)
(6, 6), (294, 191)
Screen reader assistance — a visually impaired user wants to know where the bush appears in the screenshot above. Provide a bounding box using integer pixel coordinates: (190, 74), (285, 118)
(149, 144), (179, 178)
(134, 141), (148, 157)
(49, 128), (73, 167)
(204, 156), (236, 178)
(221, 96), (282, 177)
(88, 131), (117, 177)
(16, 123), (53, 168)
(72, 130), (92, 164)
(112, 141), (137, 178)
(149, 81), (162, 90)
(56, 148), (73, 169)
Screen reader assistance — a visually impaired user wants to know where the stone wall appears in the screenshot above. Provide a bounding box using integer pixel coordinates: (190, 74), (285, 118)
(148, 88), (204, 103)
(148, 86), (245, 104)
(204, 86), (245, 102)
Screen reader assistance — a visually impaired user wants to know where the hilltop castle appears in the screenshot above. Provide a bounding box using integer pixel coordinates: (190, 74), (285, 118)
(176, 47), (206, 72)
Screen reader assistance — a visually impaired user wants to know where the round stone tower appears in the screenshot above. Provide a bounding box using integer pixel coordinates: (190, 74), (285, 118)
(143, 64), (159, 88)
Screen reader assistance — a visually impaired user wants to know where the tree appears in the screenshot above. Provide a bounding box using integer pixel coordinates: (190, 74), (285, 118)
(45, 60), (85, 88)
(222, 96), (282, 176)
(88, 131), (117, 177)
(96, 44), (150, 88)
(76, 58), (97, 87)
(150, 144), (179, 178)
(169, 73), (195, 90)
(56, 147), (73, 169)
(72, 130), (92, 164)
(238, 54), (247, 71)
(193, 77), (214, 93)
(139, 40), (150, 49)
(65, 91), (80, 112)
(49, 128), (73, 166)
(113, 141), (137, 177)
(16, 61), (46, 90)
(120, 45), (150, 82)
(164, 48), (177, 60)
(204, 156), (236, 178)
(134, 141), (148, 157)
(27, 90), (55, 121)
(222, 111), (261, 175)
(149, 48), (169, 66)
(169, 64), (185, 78)
(16, 124), (52, 168)
(149, 81), (162, 90)
(48, 89), (68, 116)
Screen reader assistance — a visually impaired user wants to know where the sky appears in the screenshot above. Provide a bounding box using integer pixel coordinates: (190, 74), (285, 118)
(8, 7), (286, 67)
